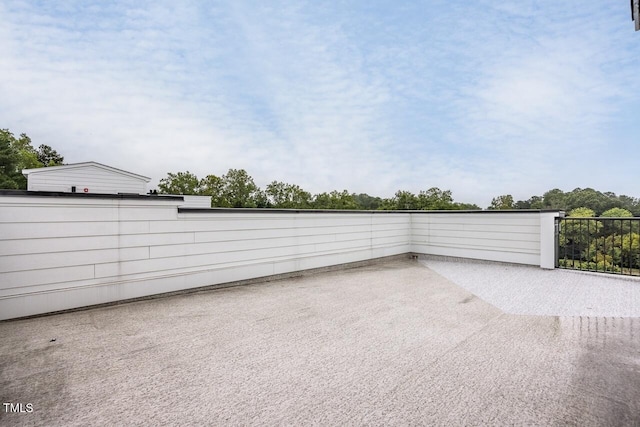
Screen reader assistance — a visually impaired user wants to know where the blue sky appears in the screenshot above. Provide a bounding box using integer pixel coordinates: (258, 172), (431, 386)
(1, 1), (639, 207)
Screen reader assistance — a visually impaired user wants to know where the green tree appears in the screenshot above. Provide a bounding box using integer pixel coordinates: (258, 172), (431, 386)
(36, 144), (64, 166)
(599, 207), (634, 241)
(382, 190), (418, 210)
(11, 133), (40, 171)
(198, 174), (225, 207)
(453, 202), (482, 210)
(581, 208), (638, 272)
(515, 196), (544, 209)
(559, 207), (601, 267)
(266, 181), (312, 209)
(600, 208), (633, 218)
(220, 169), (261, 208)
(312, 190), (358, 209)
(565, 188), (612, 215)
(617, 195), (640, 216)
(542, 188), (566, 210)
(568, 207), (596, 218)
(353, 193), (382, 210)
(417, 188), (455, 210)
(158, 171), (201, 195)
(488, 194), (515, 210)
(0, 132), (22, 189)
(0, 129), (64, 189)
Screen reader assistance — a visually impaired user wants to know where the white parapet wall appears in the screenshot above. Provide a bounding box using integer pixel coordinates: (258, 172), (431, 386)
(0, 193), (411, 320)
(0, 192), (563, 320)
(411, 211), (545, 266)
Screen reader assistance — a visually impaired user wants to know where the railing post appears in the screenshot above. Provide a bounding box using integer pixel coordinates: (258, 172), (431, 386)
(540, 211), (564, 269)
(554, 218), (560, 268)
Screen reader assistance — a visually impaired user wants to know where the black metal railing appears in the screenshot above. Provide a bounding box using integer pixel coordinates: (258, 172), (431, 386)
(556, 217), (640, 276)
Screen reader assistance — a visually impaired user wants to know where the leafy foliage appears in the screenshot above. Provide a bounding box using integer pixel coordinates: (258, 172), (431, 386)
(36, 144), (65, 166)
(379, 188), (479, 211)
(220, 169), (262, 208)
(559, 207), (640, 274)
(533, 188), (640, 216)
(158, 171), (201, 195)
(488, 194), (514, 210)
(266, 181), (312, 209)
(0, 129), (65, 190)
(311, 190), (358, 210)
(600, 208), (633, 218)
(0, 131), (22, 189)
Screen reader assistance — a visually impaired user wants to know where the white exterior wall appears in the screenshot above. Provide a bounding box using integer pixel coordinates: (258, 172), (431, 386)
(0, 196), (410, 320)
(26, 165), (148, 194)
(0, 194), (561, 320)
(180, 195), (212, 208)
(411, 212), (542, 265)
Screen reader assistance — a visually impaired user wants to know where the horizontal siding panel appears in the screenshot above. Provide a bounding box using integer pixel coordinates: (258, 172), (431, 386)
(93, 241), (412, 283)
(118, 232), (194, 247)
(191, 223), (410, 243)
(96, 239), (387, 278)
(1, 232), (195, 255)
(117, 207), (178, 221)
(412, 244), (539, 265)
(152, 218), (375, 233)
(96, 245), (378, 277)
(412, 215), (539, 226)
(372, 235), (408, 246)
(193, 225), (372, 243)
(0, 206), (119, 223)
(150, 233), (378, 259)
(413, 223), (540, 234)
(28, 167), (147, 194)
(424, 229), (539, 242)
(0, 222), (121, 240)
(149, 233), (366, 258)
(0, 265), (96, 290)
(416, 236), (540, 251)
(413, 240), (539, 254)
(2, 206), (177, 222)
(0, 247), (150, 273)
(0, 236), (119, 256)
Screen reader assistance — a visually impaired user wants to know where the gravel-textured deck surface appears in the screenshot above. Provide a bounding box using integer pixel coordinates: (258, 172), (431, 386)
(1, 258), (639, 426)
(419, 255), (640, 317)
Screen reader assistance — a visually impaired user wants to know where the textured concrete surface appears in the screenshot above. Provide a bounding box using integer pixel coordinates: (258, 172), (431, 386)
(1, 259), (639, 426)
(420, 255), (640, 317)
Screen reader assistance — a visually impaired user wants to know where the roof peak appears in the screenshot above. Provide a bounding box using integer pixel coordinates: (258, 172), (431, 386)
(22, 161), (151, 182)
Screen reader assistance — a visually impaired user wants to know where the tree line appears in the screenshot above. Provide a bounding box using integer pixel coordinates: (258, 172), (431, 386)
(157, 170), (482, 210)
(1, 129), (639, 216)
(490, 189), (640, 216)
(159, 169), (640, 215)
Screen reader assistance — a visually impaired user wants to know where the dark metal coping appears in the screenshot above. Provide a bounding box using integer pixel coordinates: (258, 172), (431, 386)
(0, 190), (184, 201)
(179, 207), (565, 214)
(0, 191), (565, 214)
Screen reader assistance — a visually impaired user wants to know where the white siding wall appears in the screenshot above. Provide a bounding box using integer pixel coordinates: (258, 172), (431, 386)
(411, 212), (541, 265)
(180, 195), (212, 208)
(0, 196), (410, 320)
(0, 195), (560, 320)
(27, 165), (147, 194)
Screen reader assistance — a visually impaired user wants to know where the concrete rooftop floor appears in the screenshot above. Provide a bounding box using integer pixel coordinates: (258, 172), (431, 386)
(1, 258), (639, 426)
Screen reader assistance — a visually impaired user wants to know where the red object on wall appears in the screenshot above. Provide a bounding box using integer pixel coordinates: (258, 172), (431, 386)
(83, 188), (89, 193)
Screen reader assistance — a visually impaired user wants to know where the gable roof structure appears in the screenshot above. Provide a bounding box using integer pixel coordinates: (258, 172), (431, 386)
(22, 161), (151, 182)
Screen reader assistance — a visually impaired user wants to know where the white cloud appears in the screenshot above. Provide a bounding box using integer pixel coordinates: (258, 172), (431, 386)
(1, 0), (639, 207)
